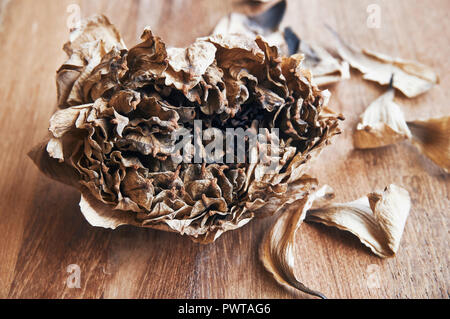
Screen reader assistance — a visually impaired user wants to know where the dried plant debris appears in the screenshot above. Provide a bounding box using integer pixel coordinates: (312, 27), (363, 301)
(353, 86), (411, 149)
(298, 39), (350, 86)
(327, 25), (439, 97)
(408, 116), (450, 173)
(306, 184), (411, 258)
(29, 15), (342, 243)
(213, 0), (291, 55)
(354, 85), (450, 172)
(260, 183), (334, 299)
(260, 183), (411, 298)
(214, 1), (349, 85)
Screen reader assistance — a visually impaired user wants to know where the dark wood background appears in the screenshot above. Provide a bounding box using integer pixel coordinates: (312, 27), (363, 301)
(0, 0), (448, 298)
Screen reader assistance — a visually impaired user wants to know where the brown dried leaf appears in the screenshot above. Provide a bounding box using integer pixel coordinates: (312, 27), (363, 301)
(328, 26), (439, 97)
(306, 184), (411, 258)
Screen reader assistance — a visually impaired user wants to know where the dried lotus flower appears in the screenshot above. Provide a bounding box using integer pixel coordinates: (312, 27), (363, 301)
(354, 83), (450, 172)
(306, 184), (411, 258)
(327, 25), (439, 97)
(29, 15), (342, 243)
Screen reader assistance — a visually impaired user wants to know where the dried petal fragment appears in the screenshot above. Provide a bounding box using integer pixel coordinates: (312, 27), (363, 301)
(408, 116), (450, 173)
(299, 41), (350, 86)
(353, 88), (411, 149)
(212, 0), (290, 56)
(328, 26), (439, 97)
(306, 184), (411, 258)
(259, 184), (334, 299)
(354, 87), (449, 172)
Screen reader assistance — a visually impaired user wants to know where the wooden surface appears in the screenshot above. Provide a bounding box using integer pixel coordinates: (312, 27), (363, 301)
(0, 0), (448, 299)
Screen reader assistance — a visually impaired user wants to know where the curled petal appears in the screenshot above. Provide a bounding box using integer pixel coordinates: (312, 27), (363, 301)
(408, 116), (450, 173)
(353, 88), (411, 149)
(328, 25), (439, 97)
(306, 184), (411, 258)
(259, 184), (334, 298)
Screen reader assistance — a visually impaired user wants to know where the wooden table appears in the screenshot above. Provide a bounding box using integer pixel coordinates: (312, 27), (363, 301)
(0, 0), (448, 299)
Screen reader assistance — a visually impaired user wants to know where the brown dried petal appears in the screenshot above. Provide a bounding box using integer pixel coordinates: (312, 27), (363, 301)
(306, 184), (411, 258)
(57, 15), (126, 107)
(328, 26), (439, 97)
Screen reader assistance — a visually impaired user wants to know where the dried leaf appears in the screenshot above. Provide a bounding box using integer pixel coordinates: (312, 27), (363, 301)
(306, 184), (411, 258)
(327, 26), (439, 97)
(259, 184), (334, 298)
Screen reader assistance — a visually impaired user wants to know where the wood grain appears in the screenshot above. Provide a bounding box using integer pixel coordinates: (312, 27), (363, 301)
(0, 0), (448, 299)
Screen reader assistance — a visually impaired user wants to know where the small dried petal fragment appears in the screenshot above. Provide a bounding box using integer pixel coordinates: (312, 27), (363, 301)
(328, 26), (439, 97)
(259, 184), (334, 299)
(408, 116), (450, 173)
(353, 88), (411, 149)
(213, 0), (290, 56)
(306, 184), (411, 258)
(353, 87), (449, 172)
(299, 41), (350, 86)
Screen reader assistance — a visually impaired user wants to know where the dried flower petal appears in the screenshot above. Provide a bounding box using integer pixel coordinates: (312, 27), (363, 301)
(306, 184), (411, 258)
(299, 40), (350, 86)
(354, 86), (449, 172)
(408, 116), (450, 173)
(56, 15), (126, 108)
(259, 184), (334, 298)
(353, 87), (411, 149)
(213, 0), (289, 56)
(327, 26), (439, 97)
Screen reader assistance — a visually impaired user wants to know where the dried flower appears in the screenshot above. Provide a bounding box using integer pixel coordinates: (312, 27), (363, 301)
(29, 15), (342, 243)
(327, 25), (439, 97)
